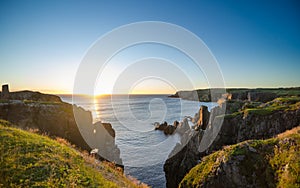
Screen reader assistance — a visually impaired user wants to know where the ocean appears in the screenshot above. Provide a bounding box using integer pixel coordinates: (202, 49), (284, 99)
(59, 94), (216, 187)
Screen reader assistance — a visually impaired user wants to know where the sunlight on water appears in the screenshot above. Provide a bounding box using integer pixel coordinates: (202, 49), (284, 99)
(60, 94), (217, 188)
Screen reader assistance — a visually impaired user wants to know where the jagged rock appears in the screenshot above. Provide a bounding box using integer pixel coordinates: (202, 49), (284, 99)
(195, 105), (210, 130)
(164, 125), (176, 135)
(192, 112), (199, 124)
(102, 122), (116, 138)
(155, 121), (168, 131)
(164, 130), (203, 188)
(164, 98), (300, 188)
(154, 121), (178, 135)
(179, 127), (300, 187)
(176, 118), (191, 135)
(173, 120), (179, 127)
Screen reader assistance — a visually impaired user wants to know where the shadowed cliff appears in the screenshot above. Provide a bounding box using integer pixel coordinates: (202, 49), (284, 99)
(164, 92), (300, 188)
(0, 86), (122, 165)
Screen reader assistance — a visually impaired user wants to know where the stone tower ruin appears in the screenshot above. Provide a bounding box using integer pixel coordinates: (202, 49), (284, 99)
(1, 84), (9, 99)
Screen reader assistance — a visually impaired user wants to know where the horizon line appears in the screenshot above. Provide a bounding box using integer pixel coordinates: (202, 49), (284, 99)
(2, 85), (300, 96)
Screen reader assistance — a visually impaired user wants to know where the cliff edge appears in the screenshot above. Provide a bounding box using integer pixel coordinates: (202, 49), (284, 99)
(164, 94), (300, 188)
(0, 85), (122, 165)
(180, 126), (300, 188)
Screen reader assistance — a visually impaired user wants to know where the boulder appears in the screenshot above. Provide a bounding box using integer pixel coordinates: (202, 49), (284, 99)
(164, 125), (176, 135)
(155, 121), (177, 135)
(155, 121), (168, 131)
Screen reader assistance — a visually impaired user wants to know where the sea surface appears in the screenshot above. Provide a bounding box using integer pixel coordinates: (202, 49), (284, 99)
(59, 94), (216, 187)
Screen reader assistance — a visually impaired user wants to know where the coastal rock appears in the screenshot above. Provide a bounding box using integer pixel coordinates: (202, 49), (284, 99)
(195, 105), (210, 130)
(102, 122), (116, 138)
(168, 88), (300, 103)
(154, 121), (178, 135)
(173, 120), (179, 127)
(155, 121), (168, 131)
(179, 127), (300, 187)
(164, 125), (177, 135)
(164, 97), (300, 188)
(0, 90), (122, 165)
(164, 130), (203, 188)
(176, 118), (190, 135)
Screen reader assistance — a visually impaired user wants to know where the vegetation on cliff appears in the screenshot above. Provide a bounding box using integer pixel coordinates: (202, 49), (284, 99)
(0, 120), (145, 187)
(180, 127), (300, 188)
(164, 94), (300, 188)
(221, 96), (300, 119)
(0, 90), (122, 164)
(170, 87), (300, 102)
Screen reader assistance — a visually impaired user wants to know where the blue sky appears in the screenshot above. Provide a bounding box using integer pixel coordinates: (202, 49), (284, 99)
(0, 0), (299, 94)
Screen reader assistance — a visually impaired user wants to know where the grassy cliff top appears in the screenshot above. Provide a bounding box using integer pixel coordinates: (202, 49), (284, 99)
(0, 120), (145, 188)
(180, 126), (300, 188)
(222, 96), (300, 119)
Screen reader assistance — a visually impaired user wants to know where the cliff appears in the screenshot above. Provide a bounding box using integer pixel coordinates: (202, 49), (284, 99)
(0, 120), (146, 187)
(0, 89), (122, 165)
(180, 126), (300, 188)
(169, 87), (300, 102)
(164, 96), (300, 188)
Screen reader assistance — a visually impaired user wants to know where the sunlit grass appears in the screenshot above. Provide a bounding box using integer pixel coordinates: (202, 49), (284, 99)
(0, 120), (146, 187)
(180, 127), (300, 187)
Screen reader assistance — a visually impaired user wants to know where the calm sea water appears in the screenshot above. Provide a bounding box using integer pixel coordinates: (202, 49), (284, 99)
(59, 94), (216, 187)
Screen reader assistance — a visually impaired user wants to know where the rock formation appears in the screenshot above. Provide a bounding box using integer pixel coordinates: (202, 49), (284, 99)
(179, 126), (300, 187)
(0, 86), (122, 165)
(164, 96), (300, 188)
(169, 87), (300, 102)
(195, 106), (210, 130)
(155, 121), (178, 135)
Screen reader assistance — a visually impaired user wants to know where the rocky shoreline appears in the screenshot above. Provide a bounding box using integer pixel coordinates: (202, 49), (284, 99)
(164, 89), (300, 188)
(1, 84), (299, 187)
(0, 85), (122, 166)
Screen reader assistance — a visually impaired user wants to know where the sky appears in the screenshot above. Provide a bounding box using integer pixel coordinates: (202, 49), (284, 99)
(0, 0), (299, 94)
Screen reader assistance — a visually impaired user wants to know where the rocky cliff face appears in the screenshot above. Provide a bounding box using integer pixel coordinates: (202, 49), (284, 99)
(179, 126), (300, 188)
(169, 87), (300, 103)
(0, 91), (122, 165)
(164, 97), (300, 188)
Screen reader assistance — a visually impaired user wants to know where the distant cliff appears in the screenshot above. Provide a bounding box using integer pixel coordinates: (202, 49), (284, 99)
(169, 87), (300, 102)
(0, 84), (62, 102)
(164, 95), (300, 188)
(0, 86), (122, 165)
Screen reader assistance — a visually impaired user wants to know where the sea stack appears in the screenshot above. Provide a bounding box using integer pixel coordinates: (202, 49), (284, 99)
(1, 84), (9, 99)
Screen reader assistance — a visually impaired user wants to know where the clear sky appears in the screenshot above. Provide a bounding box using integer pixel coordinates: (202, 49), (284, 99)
(0, 0), (299, 94)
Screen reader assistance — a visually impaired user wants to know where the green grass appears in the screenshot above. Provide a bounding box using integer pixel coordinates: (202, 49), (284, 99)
(226, 87), (300, 97)
(23, 99), (61, 105)
(225, 96), (300, 117)
(0, 99), (9, 103)
(0, 120), (144, 188)
(179, 150), (229, 187)
(180, 127), (300, 188)
(219, 96), (300, 119)
(223, 111), (243, 119)
(244, 108), (275, 116)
